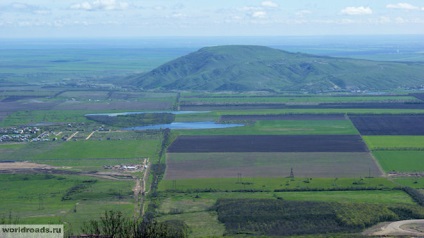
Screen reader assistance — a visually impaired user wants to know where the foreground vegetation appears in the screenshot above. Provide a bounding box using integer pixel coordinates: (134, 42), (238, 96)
(215, 198), (424, 236)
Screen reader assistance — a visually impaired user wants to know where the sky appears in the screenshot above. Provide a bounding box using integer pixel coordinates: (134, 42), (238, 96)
(0, 0), (423, 38)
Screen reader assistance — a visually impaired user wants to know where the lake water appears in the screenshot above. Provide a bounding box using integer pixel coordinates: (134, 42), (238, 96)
(124, 121), (244, 130)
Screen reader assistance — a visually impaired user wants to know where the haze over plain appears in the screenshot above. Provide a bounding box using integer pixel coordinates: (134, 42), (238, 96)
(0, 0), (423, 38)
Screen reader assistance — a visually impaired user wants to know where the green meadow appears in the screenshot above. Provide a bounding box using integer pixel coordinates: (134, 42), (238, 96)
(180, 95), (418, 104)
(0, 139), (161, 171)
(364, 136), (424, 150)
(0, 110), (91, 127)
(0, 174), (135, 233)
(373, 151), (424, 172)
(158, 177), (396, 192)
(0, 140), (160, 161)
(176, 120), (359, 136)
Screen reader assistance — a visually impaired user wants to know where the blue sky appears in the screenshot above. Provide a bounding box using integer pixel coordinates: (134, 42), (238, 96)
(0, 0), (423, 38)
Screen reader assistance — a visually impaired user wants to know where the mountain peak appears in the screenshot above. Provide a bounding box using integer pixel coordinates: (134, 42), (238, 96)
(128, 45), (424, 92)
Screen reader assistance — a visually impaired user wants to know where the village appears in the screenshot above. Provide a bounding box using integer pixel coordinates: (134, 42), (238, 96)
(0, 126), (50, 143)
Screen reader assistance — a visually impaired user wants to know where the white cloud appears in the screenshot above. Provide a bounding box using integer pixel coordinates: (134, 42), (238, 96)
(238, 6), (261, 12)
(395, 17), (406, 23)
(296, 10), (312, 17)
(386, 3), (419, 10)
(71, 0), (129, 11)
(261, 1), (279, 8)
(170, 13), (187, 19)
(379, 16), (391, 23)
(341, 6), (373, 15)
(2, 2), (48, 14)
(252, 11), (267, 18)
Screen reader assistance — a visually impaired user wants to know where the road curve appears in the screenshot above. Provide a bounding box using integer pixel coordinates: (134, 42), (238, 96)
(372, 219), (424, 236)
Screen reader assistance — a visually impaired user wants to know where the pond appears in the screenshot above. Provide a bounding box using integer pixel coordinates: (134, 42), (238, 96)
(124, 121), (244, 130)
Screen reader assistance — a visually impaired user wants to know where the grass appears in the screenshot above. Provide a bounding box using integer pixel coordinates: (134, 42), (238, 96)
(156, 189), (415, 237)
(393, 178), (424, 189)
(158, 190), (414, 214)
(157, 211), (225, 238)
(174, 109), (424, 123)
(363, 136), (424, 150)
(30, 140), (159, 160)
(373, 151), (424, 172)
(279, 190), (414, 204)
(175, 120), (359, 136)
(0, 174), (135, 234)
(0, 139), (161, 170)
(0, 110), (91, 127)
(158, 177), (396, 192)
(180, 95), (419, 104)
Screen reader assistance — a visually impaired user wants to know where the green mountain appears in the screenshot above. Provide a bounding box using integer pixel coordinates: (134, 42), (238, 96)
(128, 45), (424, 92)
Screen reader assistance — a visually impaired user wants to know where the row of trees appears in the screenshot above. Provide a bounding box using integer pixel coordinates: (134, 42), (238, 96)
(214, 198), (424, 236)
(402, 186), (424, 206)
(80, 210), (189, 238)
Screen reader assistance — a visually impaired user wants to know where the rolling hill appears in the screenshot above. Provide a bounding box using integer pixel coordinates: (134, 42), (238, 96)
(127, 45), (424, 92)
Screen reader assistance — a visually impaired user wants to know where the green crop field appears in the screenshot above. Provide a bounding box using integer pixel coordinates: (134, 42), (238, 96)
(0, 174), (135, 233)
(0, 140), (161, 170)
(373, 151), (424, 172)
(363, 136), (424, 150)
(0, 110), (91, 127)
(158, 177), (395, 192)
(180, 95), (418, 104)
(158, 190), (414, 214)
(174, 109), (424, 122)
(394, 178), (424, 189)
(176, 120), (359, 136)
(30, 140), (159, 160)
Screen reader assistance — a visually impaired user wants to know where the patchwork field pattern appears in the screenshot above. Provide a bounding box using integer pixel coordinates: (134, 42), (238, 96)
(373, 151), (424, 173)
(219, 114), (347, 121)
(350, 115), (424, 135)
(363, 136), (424, 150)
(165, 152), (381, 179)
(167, 135), (369, 153)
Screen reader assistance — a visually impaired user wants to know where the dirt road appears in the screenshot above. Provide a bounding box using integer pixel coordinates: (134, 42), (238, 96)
(370, 219), (424, 236)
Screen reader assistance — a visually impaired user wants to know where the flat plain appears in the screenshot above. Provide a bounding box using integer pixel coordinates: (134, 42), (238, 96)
(165, 152), (381, 179)
(1, 42), (424, 237)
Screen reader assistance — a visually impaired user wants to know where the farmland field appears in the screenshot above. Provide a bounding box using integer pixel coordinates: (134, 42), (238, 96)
(0, 174), (135, 233)
(363, 136), (424, 150)
(180, 102), (424, 111)
(165, 152), (381, 179)
(158, 177), (394, 191)
(2, 40), (424, 237)
(350, 115), (424, 135)
(214, 198), (424, 236)
(156, 189), (418, 237)
(219, 113), (347, 121)
(176, 119), (359, 136)
(0, 140), (160, 161)
(0, 139), (161, 171)
(373, 151), (424, 172)
(180, 95), (419, 104)
(168, 135), (368, 153)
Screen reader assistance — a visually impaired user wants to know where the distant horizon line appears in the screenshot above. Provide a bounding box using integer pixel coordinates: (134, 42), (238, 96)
(0, 34), (423, 40)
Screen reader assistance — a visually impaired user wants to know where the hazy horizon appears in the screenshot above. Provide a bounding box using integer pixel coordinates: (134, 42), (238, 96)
(1, 0), (423, 38)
